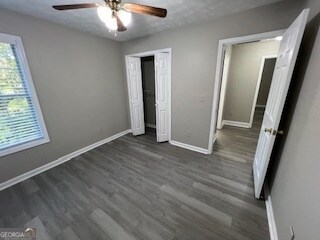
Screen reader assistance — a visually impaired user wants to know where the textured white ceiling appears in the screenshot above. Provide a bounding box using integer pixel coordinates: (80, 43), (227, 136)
(0, 0), (282, 41)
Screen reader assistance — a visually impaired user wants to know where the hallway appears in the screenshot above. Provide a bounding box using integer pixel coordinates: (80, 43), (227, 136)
(214, 108), (264, 165)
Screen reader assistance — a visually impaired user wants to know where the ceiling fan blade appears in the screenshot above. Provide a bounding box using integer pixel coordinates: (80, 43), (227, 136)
(114, 13), (127, 32)
(53, 3), (100, 11)
(123, 3), (167, 18)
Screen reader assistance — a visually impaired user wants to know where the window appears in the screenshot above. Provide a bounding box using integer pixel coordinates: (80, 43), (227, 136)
(0, 33), (49, 157)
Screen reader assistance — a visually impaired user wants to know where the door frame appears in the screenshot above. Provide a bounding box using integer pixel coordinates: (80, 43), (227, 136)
(249, 54), (278, 128)
(125, 48), (172, 141)
(207, 30), (284, 154)
(216, 45), (232, 130)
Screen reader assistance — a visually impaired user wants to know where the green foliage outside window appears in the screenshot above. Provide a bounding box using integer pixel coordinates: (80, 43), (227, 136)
(0, 42), (35, 146)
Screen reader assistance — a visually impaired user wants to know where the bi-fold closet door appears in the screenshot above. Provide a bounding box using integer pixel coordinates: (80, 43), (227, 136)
(127, 57), (145, 136)
(127, 52), (170, 142)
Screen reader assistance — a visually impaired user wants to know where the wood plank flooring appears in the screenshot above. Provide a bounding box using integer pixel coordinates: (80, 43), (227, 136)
(0, 109), (269, 239)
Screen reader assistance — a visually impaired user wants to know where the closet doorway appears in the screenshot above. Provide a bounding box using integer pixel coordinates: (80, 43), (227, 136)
(125, 48), (172, 142)
(141, 56), (156, 134)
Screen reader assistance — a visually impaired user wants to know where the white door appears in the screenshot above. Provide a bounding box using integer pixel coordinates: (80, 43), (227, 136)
(155, 52), (170, 142)
(127, 57), (145, 136)
(253, 9), (309, 198)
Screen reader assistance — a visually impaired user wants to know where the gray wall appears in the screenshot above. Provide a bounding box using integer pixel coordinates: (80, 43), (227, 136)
(0, 8), (129, 183)
(223, 40), (279, 123)
(256, 58), (277, 106)
(0, 0), (319, 238)
(269, 0), (320, 238)
(141, 57), (156, 126)
(121, 0), (304, 149)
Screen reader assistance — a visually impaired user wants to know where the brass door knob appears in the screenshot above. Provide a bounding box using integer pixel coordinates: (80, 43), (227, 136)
(264, 128), (273, 133)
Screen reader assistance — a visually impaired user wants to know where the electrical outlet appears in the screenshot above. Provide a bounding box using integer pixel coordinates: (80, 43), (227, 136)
(289, 225), (295, 240)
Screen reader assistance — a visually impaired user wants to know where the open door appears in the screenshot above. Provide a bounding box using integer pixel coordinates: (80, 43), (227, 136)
(253, 9), (309, 198)
(155, 52), (170, 142)
(127, 57), (145, 136)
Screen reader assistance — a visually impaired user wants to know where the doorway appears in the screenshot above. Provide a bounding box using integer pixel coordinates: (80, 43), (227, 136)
(141, 56), (156, 137)
(212, 38), (280, 180)
(211, 34), (283, 198)
(216, 41), (279, 131)
(125, 48), (172, 143)
(208, 30), (285, 153)
(208, 9), (308, 199)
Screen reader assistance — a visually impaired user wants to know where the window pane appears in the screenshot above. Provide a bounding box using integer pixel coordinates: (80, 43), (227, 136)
(0, 41), (44, 151)
(0, 43), (27, 95)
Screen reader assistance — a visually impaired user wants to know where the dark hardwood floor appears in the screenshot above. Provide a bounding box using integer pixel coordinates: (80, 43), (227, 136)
(0, 109), (269, 240)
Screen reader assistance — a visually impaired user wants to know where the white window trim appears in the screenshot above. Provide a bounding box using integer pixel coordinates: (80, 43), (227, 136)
(0, 33), (50, 157)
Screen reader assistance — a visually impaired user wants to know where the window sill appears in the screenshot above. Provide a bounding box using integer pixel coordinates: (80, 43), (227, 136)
(0, 137), (50, 158)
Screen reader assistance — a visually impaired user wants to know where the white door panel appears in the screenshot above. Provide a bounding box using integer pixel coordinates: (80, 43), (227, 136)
(155, 53), (170, 142)
(127, 57), (145, 136)
(253, 9), (309, 198)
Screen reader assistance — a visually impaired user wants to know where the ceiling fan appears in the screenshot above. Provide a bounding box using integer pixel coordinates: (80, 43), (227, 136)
(53, 0), (167, 32)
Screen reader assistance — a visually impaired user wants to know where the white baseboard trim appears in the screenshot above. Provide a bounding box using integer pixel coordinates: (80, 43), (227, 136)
(217, 121), (224, 130)
(212, 134), (217, 145)
(145, 123), (156, 129)
(170, 140), (210, 155)
(0, 129), (132, 191)
(265, 185), (278, 240)
(222, 120), (251, 128)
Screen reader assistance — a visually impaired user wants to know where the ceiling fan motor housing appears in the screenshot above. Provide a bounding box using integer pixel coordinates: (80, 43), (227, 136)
(107, 0), (121, 11)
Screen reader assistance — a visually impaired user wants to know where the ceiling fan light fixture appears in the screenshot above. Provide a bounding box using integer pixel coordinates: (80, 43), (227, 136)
(97, 6), (117, 31)
(54, 2), (167, 32)
(97, 6), (112, 23)
(97, 6), (130, 31)
(118, 10), (132, 27)
(105, 17), (118, 31)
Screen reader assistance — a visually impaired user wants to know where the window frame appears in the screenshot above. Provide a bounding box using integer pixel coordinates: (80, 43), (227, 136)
(0, 33), (50, 157)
